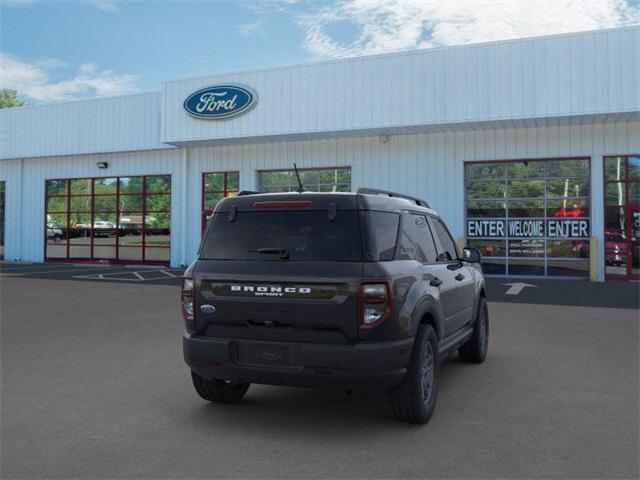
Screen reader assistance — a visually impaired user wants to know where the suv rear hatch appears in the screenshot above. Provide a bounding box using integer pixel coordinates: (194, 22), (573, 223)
(193, 194), (364, 344)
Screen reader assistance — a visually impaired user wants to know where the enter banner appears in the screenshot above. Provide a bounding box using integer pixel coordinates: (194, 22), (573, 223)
(467, 219), (589, 239)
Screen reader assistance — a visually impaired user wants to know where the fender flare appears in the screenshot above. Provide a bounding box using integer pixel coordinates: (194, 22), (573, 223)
(470, 280), (487, 325)
(411, 296), (445, 341)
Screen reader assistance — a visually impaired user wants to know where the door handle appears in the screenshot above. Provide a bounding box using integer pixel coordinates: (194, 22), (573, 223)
(429, 277), (443, 287)
(455, 273), (465, 281)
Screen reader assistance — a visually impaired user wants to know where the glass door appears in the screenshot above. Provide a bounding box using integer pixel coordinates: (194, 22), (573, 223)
(604, 156), (639, 280)
(465, 158), (591, 278)
(45, 175), (171, 264)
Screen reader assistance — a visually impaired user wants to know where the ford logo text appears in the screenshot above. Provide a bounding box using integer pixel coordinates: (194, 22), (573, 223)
(183, 84), (257, 120)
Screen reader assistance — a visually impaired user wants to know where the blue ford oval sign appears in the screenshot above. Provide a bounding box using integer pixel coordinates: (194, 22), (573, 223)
(183, 84), (257, 120)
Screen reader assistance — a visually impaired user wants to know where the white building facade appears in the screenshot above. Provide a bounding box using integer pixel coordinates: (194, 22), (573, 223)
(1, 27), (638, 281)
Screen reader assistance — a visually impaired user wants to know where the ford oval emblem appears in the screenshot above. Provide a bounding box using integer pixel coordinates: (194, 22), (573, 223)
(183, 84), (257, 120)
(200, 304), (216, 314)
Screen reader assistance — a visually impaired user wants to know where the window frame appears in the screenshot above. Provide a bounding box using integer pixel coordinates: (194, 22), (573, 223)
(201, 171), (240, 234)
(256, 166), (351, 193)
(464, 157), (592, 278)
(44, 174), (171, 265)
(602, 155), (640, 281)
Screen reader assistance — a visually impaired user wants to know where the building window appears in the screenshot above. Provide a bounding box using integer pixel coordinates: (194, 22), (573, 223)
(0, 181), (4, 260)
(465, 158), (591, 277)
(603, 155), (639, 280)
(202, 171), (239, 232)
(45, 175), (171, 264)
(257, 167), (351, 193)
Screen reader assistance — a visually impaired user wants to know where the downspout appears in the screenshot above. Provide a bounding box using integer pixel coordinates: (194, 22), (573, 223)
(18, 157), (24, 262)
(180, 148), (188, 267)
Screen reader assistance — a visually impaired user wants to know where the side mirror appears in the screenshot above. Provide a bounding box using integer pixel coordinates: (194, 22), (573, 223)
(462, 246), (482, 263)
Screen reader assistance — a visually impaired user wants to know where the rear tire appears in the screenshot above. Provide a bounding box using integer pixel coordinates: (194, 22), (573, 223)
(458, 297), (489, 364)
(191, 371), (250, 404)
(387, 324), (439, 424)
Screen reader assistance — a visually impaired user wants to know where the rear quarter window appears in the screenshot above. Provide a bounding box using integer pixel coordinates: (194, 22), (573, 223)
(398, 213), (438, 263)
(360, 211), (400, 261)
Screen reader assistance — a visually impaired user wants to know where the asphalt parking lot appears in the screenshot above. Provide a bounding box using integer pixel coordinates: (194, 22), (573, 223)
(1, 263), (638, 479)
(0, 262), (183, 285)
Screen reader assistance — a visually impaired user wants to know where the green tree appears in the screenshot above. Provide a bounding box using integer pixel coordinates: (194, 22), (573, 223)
(0, 89), (24, 109)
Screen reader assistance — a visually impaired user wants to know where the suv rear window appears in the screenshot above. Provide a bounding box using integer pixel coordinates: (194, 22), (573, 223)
(201, 211), (363, 261)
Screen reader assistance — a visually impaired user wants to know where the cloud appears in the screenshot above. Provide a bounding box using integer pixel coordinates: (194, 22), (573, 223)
(239, 19), (266, 36)
(243, 0), (299, 15)
(298, 0), (640, 58)
(0, 53), (138, 102)
(86, 0), (119, 12)
(32, 58), (69, 71)
(78, 63), (97, 74)
(239, 0), (301, 35)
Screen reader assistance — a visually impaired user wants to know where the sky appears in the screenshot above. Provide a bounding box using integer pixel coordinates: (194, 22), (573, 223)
(1, 0), (639, 104)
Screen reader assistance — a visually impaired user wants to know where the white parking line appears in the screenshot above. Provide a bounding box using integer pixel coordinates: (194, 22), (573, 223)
(130, 274), (180, 282)
(72, 269), (179, 282)
(0, 266), (131, 276)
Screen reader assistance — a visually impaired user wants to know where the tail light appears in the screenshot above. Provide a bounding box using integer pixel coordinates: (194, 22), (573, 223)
(181, 277), (195, 332)
(358, 282), (392, 330)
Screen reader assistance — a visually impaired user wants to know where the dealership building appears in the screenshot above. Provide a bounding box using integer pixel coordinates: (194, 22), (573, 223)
(0, 26), (638, 281)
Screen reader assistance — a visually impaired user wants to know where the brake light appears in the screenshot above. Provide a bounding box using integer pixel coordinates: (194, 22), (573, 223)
(181, 277), (195, 332)
(358, 282), (392, 330)
(253, 201), (313, 209)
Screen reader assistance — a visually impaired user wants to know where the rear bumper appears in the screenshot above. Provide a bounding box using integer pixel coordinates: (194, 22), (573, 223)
(183, 334), (414, 393)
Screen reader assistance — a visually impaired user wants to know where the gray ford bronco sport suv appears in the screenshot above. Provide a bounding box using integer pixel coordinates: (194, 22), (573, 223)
(182, 188), (488, 423)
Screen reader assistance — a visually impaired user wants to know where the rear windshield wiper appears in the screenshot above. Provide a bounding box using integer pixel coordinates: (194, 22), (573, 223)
(249, 247), (290, 259)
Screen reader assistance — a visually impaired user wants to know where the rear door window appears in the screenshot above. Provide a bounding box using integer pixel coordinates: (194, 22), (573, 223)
(201, 210), (363, 261)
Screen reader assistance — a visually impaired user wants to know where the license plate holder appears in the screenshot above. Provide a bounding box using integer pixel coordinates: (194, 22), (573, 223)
(239, 342), (291, 367)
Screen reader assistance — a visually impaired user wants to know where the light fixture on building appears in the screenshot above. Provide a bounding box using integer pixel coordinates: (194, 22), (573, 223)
(380, 134), (390, 144)
(96, 162), (109, 169)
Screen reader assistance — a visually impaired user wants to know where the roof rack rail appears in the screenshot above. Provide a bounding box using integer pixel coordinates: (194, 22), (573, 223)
(236, 190), (261, 196)
(357, 188), (430, 208)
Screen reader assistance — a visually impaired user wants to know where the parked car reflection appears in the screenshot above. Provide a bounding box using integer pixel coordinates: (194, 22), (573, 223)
(605, 230), (628, 266)
(46, 221), (64, 243)
(93, 220), (116, 237)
